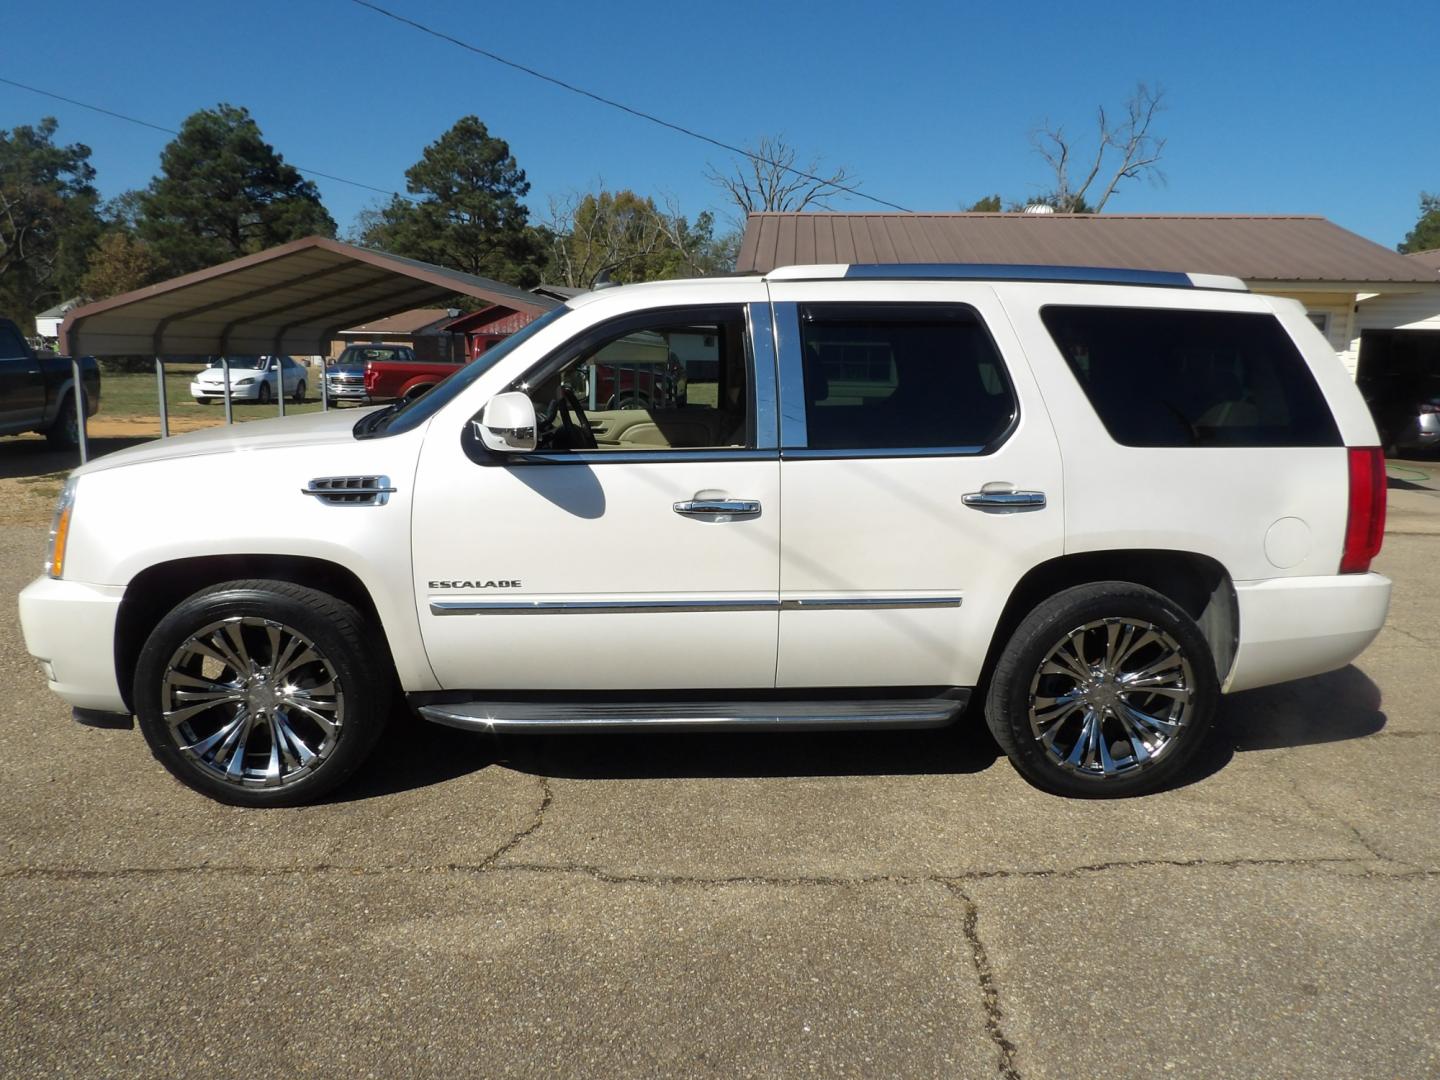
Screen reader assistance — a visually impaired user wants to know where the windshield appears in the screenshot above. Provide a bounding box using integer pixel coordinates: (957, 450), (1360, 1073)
(215, 356), (266, 370)
(339, 346), (406, 365)
(356, 304), (572, 439)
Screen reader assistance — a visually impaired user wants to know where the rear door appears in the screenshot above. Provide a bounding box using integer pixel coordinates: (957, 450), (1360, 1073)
(767, 281), (1065, 689)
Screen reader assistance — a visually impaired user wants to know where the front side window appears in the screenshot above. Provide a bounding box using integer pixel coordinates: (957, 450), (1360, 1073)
(0, 323), (28, 360)
(1041, 306), (1341, 447)
(515, 306), (751, 452)
(797, 304), (1016, 452)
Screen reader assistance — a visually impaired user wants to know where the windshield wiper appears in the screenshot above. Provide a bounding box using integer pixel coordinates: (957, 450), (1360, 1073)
(353, 402), (401, 438)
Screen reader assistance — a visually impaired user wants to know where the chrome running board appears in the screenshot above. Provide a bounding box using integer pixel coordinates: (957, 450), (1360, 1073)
(416, 693), (968, 733)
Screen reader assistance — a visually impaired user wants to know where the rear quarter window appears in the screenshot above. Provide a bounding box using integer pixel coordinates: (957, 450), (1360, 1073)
(1040, 306), (1341, 447)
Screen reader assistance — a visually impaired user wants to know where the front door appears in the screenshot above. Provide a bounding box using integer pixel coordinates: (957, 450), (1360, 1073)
(766, 281), (1065, 689)
(0, 322), (44, 430)
(412, 298), (782, 692)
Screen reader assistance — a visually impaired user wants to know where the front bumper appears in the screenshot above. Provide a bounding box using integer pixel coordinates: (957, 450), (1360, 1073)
(190, 382), (260, 401)
(18, 576), (127, 712)
(1224, 572), (1392, 693)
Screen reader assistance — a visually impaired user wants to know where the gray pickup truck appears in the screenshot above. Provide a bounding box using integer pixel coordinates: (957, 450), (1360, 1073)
(0, 317), (100, 448)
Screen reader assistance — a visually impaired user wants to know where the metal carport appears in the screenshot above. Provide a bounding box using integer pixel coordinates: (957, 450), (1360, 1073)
(60, 236), (557, 460)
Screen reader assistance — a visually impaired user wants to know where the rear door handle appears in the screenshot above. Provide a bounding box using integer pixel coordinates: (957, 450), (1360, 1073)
(673, 499), (761, 519)
(962, 490), (1046, 511)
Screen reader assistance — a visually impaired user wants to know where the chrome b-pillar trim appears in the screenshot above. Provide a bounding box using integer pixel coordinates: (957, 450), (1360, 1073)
(770, 301), (808, 449)
(747, 302), (779, 451)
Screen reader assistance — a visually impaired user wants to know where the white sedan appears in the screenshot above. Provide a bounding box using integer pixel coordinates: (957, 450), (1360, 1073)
(190, 356), (307, 405)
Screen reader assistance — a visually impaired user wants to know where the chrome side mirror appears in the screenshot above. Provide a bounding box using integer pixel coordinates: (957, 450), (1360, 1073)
(476, 391), (537, 453)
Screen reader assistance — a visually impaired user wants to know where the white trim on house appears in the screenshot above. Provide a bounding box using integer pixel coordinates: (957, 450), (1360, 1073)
(1252, 282), (1440, 378)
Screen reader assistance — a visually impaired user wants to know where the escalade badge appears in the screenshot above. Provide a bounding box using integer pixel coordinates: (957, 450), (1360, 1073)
(429, 579), (521, 589)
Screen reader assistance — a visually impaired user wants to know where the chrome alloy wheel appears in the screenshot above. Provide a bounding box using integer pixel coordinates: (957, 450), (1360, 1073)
(160, 616), (344, 788)
(1027, 618), (1194, 778)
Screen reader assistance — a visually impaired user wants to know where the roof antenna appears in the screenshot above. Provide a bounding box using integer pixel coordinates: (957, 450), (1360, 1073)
(592, 268), (619, 290)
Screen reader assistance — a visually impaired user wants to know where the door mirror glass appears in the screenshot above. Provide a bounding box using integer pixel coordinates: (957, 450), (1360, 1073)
(477, 391), (538, 452)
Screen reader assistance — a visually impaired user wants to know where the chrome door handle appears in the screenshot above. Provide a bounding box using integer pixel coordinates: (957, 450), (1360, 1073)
(673, 499), (761, 518)
(962, 490), (1046, 511)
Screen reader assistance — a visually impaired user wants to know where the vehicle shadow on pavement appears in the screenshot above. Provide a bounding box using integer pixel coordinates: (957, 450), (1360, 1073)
(0, 437), (148, 480)
(335, 717), (1002, 800)
(1183, 664), (1386, 787)
(335, 665), (1385, 801)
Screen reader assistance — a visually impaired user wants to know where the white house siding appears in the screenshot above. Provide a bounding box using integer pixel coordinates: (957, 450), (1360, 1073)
(1352, 287), (1440, 340)
(1252, 288), (1359, 376)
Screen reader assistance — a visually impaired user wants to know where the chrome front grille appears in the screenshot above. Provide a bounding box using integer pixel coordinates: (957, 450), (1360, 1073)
(302, 475), (395, 506)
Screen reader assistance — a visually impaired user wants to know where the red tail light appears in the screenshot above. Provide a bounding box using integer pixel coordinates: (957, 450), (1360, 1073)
(1340, 447), (1386, 574)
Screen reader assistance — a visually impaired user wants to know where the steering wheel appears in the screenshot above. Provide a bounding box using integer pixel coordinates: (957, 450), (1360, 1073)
(557, 387), (598, 450)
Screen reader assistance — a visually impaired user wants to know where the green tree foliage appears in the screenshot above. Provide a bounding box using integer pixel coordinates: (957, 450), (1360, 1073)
(81, 231), (164, 300)
(138, 104), (334, 275)
(361, 116), (544, 286)
(0, 117), (100, 323)
(966, 195), (1003, 212)
(1397, 192), (1440, 254)
(544, 189), (734, 287)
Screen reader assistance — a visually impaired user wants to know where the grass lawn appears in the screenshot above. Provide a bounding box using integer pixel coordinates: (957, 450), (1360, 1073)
(98, 364), (334, 424)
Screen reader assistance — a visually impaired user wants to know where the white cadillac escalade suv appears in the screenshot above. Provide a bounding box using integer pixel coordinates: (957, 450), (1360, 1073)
(18, 264), (1392, 805)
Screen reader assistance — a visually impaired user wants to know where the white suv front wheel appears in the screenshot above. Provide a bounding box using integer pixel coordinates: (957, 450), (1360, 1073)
(985, 582), (1219, 797)
(133, 580), (391, 806)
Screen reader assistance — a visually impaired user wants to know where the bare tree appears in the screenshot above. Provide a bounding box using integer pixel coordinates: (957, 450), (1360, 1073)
(1030, 84), (1167, 212)
(706, 135), (857, 218)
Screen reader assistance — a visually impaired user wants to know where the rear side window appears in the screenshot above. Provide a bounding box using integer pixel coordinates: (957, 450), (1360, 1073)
(798, 304), (1016, 452)
(1041, 306), (1340, 447)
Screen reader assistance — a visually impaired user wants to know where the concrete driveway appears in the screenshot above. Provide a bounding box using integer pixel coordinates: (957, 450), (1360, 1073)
(2, 505), (1437, 1077)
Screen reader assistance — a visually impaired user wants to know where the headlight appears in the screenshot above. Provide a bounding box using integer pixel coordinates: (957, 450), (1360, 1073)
(235, 377), (256, 386)
(46, 478), (77, 579)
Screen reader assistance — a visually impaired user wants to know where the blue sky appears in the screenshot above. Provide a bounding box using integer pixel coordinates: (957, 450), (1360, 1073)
(4, 0), (1436, 249)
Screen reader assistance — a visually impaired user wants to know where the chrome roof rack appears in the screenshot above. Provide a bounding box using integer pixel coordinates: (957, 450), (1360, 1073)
(764, 263), (1248, 292)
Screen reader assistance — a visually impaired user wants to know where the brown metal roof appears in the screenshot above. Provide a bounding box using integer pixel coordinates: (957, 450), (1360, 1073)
(61, 236), (556, 357)
(736, 213), (1439, 285)
(337, 308), (453, 337)
(1405, 248), (1440, 273)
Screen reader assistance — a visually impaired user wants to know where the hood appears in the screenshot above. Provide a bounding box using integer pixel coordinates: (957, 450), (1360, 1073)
(326, 364), (367, 376)
(73, 405), (384, 477)
(197, 366), (266, 384)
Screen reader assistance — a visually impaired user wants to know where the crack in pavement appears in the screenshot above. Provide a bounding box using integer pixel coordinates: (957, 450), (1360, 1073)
(1383, 624), (1436, 647)
(476, 775), (552, 869)
(1277, 768), (1394, 864)
(942, 881), (1022, 1080)
(5, 853), (1435, 885)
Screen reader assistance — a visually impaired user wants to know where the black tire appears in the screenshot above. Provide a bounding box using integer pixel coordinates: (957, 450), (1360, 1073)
(402, 385), (433, 404)
(45, 393), (83, 448)
(257, 381), (273, 405)
(984, 581), (1218, 798)
(293, 380), (306, 404)
(134, 580), (392, 807)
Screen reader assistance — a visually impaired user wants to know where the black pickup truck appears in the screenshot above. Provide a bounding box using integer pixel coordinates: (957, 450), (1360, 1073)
(0, 317), (100, 448)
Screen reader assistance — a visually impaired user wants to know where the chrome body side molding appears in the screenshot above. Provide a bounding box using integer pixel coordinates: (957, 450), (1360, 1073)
(429, 595), (963, 616)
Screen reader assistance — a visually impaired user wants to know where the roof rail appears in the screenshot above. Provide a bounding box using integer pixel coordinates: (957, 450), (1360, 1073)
(763, 263), (1248, 291)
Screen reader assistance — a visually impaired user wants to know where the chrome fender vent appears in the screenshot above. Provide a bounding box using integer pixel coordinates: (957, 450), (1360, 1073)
(302, 475), (396, 506)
